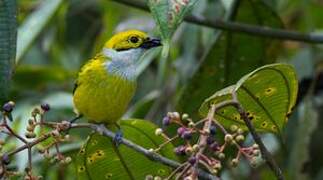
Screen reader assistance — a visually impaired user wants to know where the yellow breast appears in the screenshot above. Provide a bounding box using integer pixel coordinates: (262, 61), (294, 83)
(73, 57), (136, 124)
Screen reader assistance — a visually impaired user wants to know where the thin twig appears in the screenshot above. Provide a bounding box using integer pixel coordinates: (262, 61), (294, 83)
(176, 163), (191, 180)
(231, 92), (284, 180)
(191, 104), (217, 179)
(4, 124), (27, 144)
(110, 0), (323, 43)
(27, 147), (32, 173)
(165, 162), (188, 180)
(8, 134), (51, 156)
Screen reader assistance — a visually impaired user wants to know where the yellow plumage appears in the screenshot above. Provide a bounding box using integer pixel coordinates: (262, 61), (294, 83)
(73, 30), (161, 125)
(73, 55), (136, 123)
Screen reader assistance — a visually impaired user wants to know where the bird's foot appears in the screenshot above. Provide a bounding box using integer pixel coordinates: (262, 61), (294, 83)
(113, 130), (123, 146)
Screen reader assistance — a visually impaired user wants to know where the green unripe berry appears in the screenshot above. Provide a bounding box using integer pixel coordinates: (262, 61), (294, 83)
(192, 144), (199, 152)
(235, 135), (245, 142)
(237, 128), (244, 134)
(65, 156), (72, 164)
(182, 113), (189, 120)
(188, 122), (195, 127)
(148, 148), (154, 153)
(225, 134), (233, 142)
(230, 125), (238, 132)
(154, 176), (162, 180)
(250, 157), (258, 167)
(145, 175), (154, 180)
(64, 135), (71, 141)
(211, 169), (218, 175)
(26, 125), (35, 132)
(31, 108), (40, 117)
(252, 144), (259, 149)
(218, 152), (225, 159)
(173, 112), (180, 120)
(204, 129), (210, 135)
(59, 159), (66, 165)
(185, 147), (193, 155)
(154, 128), (163, 136)
(231, 158), (239, 167)
(214, 162), (222, 170)
(25, 132), (36, 139)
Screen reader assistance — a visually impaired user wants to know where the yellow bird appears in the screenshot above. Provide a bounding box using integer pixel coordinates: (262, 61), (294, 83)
(73, 30), (161, 141)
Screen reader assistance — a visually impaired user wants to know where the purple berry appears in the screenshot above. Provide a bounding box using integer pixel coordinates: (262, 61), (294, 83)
(174, 146), (186, 156)
(207, 137), (215, 145)
(181, 131), (192, 140)
(2, 153), (10, 165)
(177, 127), (186, 136)
(162, 116), (171, 126)
(210, 142), (220, 151)
(2, 101), (14, 113)
(210, 125), (217, 135)
(41, 103), (50, 111)
(188, 157), (197, 165)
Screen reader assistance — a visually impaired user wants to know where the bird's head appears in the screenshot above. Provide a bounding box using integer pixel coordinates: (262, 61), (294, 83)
(104, 30), (161, 51)
(102, 30), (162, 80)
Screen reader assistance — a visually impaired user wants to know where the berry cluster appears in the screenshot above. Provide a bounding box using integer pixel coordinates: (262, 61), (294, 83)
(151, 111), (261, 179)
(0, 101), (72, 180)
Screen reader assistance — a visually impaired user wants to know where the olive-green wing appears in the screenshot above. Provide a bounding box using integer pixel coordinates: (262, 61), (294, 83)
(72, 53), (107, 95)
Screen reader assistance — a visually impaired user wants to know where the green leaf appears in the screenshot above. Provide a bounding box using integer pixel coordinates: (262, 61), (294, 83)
(0, 0), (16, 103)
(199, 63), (298, 134)
(16, 0), (63, 63)
(148, 0), (198, 40)
(75, 119), (178, 179)
(176, 0), (283, 119)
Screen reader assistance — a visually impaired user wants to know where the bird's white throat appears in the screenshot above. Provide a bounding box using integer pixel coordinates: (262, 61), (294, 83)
(102, 48), (145, 81)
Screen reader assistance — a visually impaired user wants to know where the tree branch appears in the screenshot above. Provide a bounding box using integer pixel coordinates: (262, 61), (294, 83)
(232, 92), (284, 180)
(71, 123), (218, 180)
(111, 0), (323, 43)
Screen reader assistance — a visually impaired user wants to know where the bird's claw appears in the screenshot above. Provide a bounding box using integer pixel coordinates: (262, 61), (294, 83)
(113, 130), (123, 146)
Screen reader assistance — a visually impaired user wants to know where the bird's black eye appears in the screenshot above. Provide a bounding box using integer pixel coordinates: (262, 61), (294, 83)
(130, 36), (139, 43)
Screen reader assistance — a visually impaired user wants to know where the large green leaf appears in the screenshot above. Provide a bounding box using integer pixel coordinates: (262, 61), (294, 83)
(16, 0), (63, 63)
(0, 0), (16, 103)
(176, 0), (283, 119)
(75, 119), (178, 179)
(148, 0), (198, 40)
(199, 63), (298, 134)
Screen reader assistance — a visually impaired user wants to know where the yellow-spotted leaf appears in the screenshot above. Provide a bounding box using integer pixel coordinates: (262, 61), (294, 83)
(176, 0), (283, 120)
(199, 64), (298, 134)
(75, 119), (178, 179)
(148, 0), (198, 40)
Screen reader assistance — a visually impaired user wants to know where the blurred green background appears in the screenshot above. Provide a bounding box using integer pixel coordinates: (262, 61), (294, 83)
(1, 0), (323, 179)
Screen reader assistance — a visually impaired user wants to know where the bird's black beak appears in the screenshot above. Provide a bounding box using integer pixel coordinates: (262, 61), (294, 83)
(140, 38), (162, 49)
